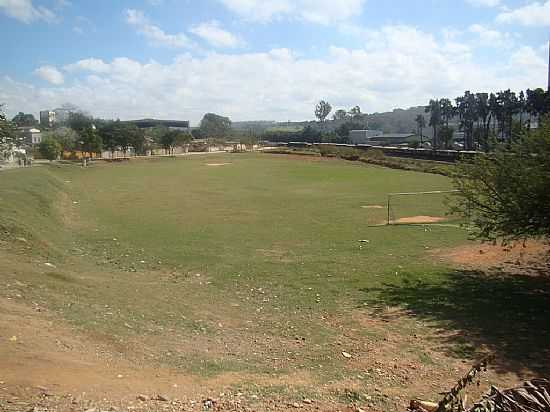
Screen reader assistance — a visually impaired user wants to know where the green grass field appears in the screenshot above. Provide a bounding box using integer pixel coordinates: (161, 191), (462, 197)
(2, 153), (545, 409)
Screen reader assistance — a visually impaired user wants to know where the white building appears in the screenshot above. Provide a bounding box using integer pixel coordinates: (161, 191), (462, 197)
(40, 110), (56, 127)
(53, 108), (72, 124)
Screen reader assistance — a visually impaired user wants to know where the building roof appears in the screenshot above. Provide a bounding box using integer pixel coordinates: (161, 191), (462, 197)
(374, 133), (415, 139)
(125, 119), (190, 129)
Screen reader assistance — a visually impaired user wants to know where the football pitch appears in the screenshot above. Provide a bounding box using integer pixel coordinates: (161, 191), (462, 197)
(1, 153), (544, 411)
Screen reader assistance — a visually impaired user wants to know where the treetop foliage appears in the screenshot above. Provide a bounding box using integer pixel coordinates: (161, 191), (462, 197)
(199, 113), (232, 139)
(452, 117), (550, 242)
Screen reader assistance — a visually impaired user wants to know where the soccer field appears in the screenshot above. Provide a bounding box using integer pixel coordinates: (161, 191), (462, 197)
(2, 153), (540, 411)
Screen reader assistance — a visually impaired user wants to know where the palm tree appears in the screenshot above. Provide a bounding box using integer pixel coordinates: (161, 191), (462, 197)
(439, 98), (455, 127)
(415, 114), (426, 145)
(425, 99), (441, 149)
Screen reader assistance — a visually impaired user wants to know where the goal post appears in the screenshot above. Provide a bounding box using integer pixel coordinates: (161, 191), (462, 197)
(386, 190), (461, 225)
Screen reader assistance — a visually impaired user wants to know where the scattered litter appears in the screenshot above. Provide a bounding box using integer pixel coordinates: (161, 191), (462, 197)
(137, 394), (149, 402)
(359, 240), (370, 243)
(15, 237), (27, 243)
(342, 351), (352, 359)
(72, 201), (79, 205)
(9, 336), (17, 342)
(44, 262), (56, 268)
(361, 205), (384, 209)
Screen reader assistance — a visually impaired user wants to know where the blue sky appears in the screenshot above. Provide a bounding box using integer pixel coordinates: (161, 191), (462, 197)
(0, 0), (549, 124)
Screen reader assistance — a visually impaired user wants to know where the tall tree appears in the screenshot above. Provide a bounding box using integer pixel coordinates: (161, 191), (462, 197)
(79, 127), (102, 157)
(456, 91), (478, 150)
(315, 100), (332, 123)
(497, 89), (519, 143)
(451, 117), (550, 242)
(475, 93), (491, 151)
(68, 112), (93, 133)
(425, 99), (442, 149)
(439, 98), (455, 127)
(415, 114), (426, 145)
(526, 88), (549, 126)
(0, 104), (16, 159)
(332, 109), (348, 121)
(349, 106), (362, 120)
(199, 113), (232, 139)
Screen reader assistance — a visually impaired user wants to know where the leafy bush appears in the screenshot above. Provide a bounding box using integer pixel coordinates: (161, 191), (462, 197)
(39, 138), (62, 161)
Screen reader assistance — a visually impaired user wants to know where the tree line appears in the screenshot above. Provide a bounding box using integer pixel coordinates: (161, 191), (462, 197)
(0, 108), (237, 161)
(422, 88), (550, 151)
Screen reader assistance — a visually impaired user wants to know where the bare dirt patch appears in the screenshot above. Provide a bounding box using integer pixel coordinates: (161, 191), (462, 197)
(434, 241), (550, 270)
(394, 215), (445, 224)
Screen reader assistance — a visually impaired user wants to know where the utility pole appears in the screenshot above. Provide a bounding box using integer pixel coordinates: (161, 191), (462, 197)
(548, 39), (550, 92)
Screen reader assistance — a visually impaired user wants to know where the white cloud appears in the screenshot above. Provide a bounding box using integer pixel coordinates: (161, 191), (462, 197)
(496, 1), (550, 26)
(190, 20), (242, 48)
(510, 46), (548, 73)
(5, 26), (546, 124)
(33, 66), (64, 85)
(468, 24), (513, 47)
(64, 58), (111, 73)
(125, 9), (191, 48)
(466, 0), (500, 7)
(0, 0), (56, 23)
(219, 0), (365, 25)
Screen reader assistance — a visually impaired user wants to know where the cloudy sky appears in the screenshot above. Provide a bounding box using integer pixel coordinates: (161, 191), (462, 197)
(0, 0), (548, 124)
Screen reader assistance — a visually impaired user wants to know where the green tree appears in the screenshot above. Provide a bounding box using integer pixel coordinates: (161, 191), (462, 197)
(159, 130), (190, 154)
(335, 121), (363, 143)
(439, 126), (454, 149)
(526, 88), (549, 126)
(439, 98), (455, 127)
(12, 112), (38, 127)
(315, 100), (332, 123)
(456, 91), (478, 150)
(349, 106), (362, 120)
(80, 127), (102, 157)
(39, 138), (62, 161)
(451, 118), (550, 241)
(191, 128), (206, 139)
(199, 113), (232, 139)
(128, 125), (146, 155)
(68, 112), (93, 133)
(1, 105), (16, 158)
(332, 109), (348, 121)
(415, 114), (426, 145)
(425, 99), (441, 148)
(98, 121), (120, 157)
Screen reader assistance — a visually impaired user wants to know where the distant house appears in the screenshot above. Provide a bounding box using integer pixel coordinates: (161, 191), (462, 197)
(18, 127), (43, 145)
(349, 130), (383, 144)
